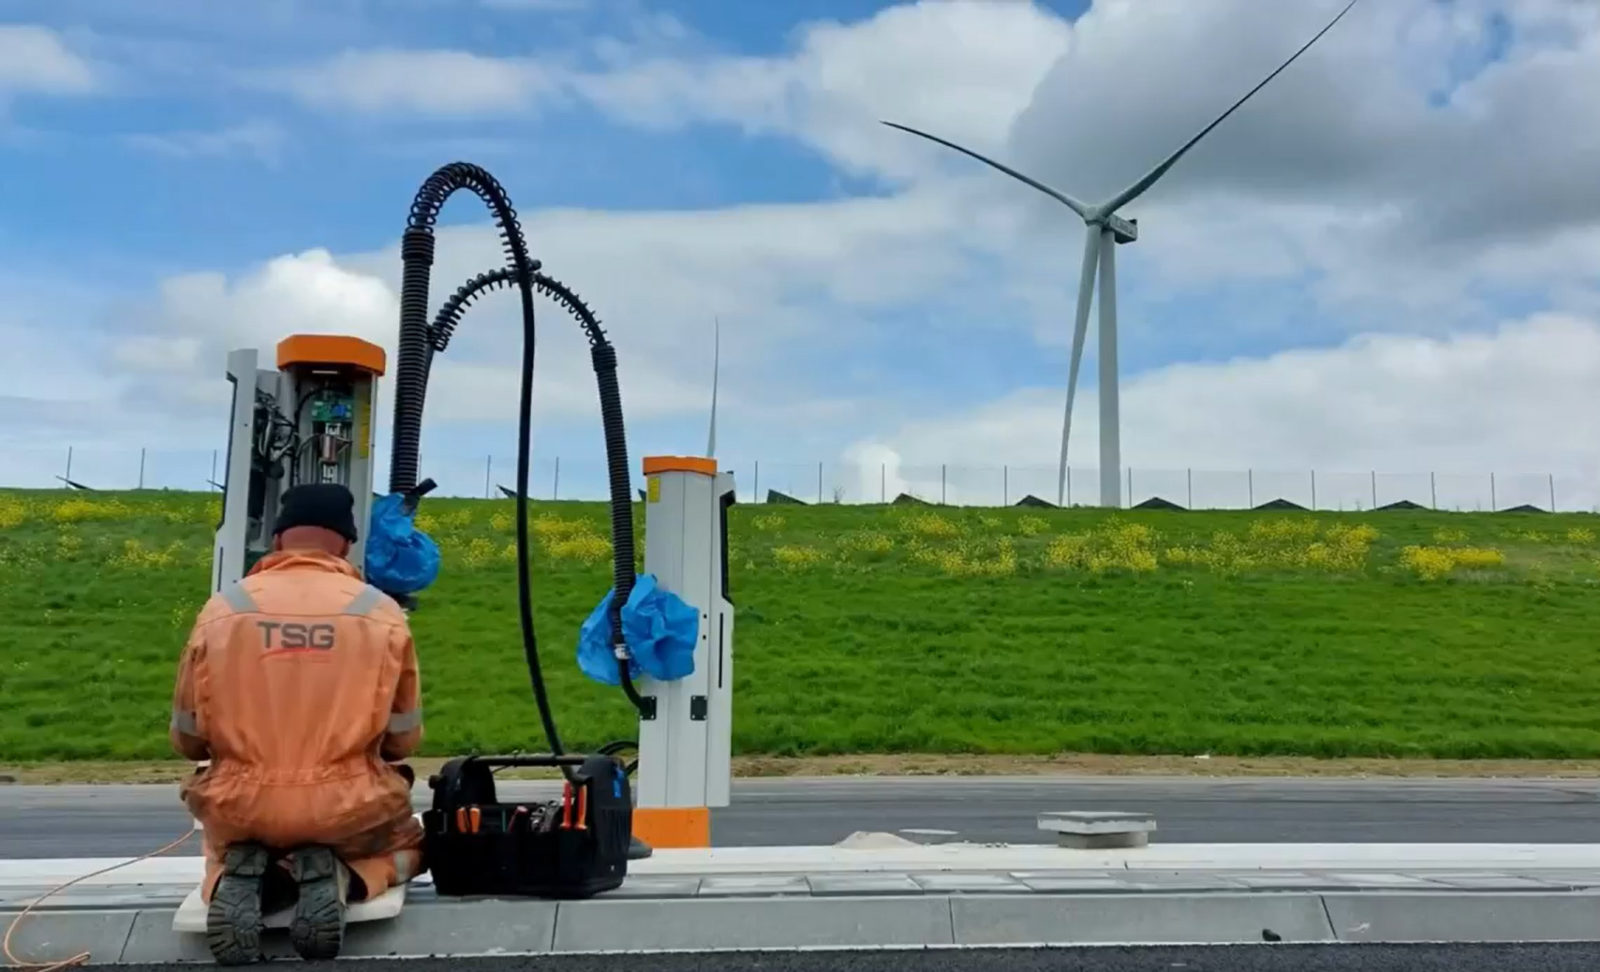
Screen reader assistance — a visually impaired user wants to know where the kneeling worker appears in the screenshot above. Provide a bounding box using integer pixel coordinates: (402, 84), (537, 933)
(169, 483), (426, 964)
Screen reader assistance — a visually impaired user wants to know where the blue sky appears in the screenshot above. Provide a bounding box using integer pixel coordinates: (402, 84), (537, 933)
(3, 0), (1599, 508)
(0, 0), (1083, 272)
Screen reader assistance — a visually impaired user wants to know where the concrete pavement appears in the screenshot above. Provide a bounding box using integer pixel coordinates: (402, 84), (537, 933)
(13, 844), (1600, 963)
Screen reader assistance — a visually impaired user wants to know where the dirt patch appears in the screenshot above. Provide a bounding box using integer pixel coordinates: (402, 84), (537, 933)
(10, 752), (1600, 785)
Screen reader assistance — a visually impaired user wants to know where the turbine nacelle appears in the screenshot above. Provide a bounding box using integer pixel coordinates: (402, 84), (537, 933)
(1099, 212), (1139, 245)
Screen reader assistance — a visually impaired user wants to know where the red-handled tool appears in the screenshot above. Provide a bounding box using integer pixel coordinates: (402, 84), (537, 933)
(560, 784), (575, 830)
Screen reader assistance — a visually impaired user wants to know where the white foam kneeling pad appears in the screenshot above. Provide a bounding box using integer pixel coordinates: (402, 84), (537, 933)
(171, 884), (407, 934)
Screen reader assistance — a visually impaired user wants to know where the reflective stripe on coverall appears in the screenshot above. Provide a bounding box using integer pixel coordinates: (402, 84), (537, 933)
(169, 550), (425, 903)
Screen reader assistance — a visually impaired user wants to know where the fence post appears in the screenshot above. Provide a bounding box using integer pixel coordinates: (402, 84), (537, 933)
(1490, 472), (1497, 511)
(1549, 472), (1556, 512)
(881, 464), (886, 504)
(1370, 470), (1377, 510)
(1247, 468), (1254, 509)
(484, 455), (492, 499)
(553, 456), (561, 501)
(817, 462), (823, 505)
(1310, 470), (1317, 511)
(941, 464), (946, 505)
(1003, 465), (1008, 506)
(1430, 471), (1437, 510)
(138, 448), (146, 489)
(1187, 468), (1193, 510)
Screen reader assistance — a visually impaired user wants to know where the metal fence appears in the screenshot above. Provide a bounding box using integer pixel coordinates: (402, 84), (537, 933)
(2, 445), (1593, 513)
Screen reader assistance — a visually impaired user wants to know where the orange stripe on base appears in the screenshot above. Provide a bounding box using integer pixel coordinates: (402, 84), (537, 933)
(633, 806), (710, 848)
(643, 455), (716, 477)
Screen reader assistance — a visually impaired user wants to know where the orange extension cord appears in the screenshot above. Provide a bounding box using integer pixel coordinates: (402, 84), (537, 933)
(3, 830), (195, 971)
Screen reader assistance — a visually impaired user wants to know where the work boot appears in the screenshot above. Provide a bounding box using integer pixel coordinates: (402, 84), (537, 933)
(206, 842), (269, 965)
(285, 845), (348, 961)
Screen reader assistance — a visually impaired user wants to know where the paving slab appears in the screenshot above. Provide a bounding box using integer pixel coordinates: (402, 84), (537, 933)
(1113, 871), (1252, 891)
(552, 896), (956, 951)
(0, 909), (137, 967)
(911, 872), (1031, 893)
(595, 876), (703, 899)
(1225, 872), (1349, 890)
(1419, 872), (1558, 890)
(1309, 871), (1448, 889)
(805, 873), (924, 896)
(122, 899), (561, 962)
(1324, 891), (1600, 943)
(1010, 873), (1143, 893)
(697, 875), (811, 897)
(950, 892), (1336, 945)
(1510, 870), (1600, 889)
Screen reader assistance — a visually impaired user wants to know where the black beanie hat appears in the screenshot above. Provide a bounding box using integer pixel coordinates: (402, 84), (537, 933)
(273, 483), (360, 543)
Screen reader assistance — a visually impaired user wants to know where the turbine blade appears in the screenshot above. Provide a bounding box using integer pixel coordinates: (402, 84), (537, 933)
(1058, 226), (1102, 506)
(707, 316), (720, 458)
(882, 120), (1091, 219)
(1103, 0), (1360, 214)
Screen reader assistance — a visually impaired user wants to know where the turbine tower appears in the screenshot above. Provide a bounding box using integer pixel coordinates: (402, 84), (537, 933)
(885, 0), (1359, 508)
(706, 316), (721, 457)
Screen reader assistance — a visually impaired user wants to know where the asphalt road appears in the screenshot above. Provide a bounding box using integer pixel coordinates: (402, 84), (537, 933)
(3, 775), (1598, 859)
(108, 943), (1600, 972)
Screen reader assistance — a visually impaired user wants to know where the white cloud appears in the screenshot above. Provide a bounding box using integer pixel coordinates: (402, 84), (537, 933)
(124, 120), (287, 163)
(117, 249), (398, 419)
(0, 25), (95, 98)
(1008, 0), (1600, 243)
(100, 180), (1015, 460)
(264, 0), (1070, 181)
(570, 0), (1072, 179)
(265, 50), (563, 115)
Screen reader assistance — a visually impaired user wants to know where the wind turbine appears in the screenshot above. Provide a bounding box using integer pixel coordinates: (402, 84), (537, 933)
(885, 0), (1359, 508)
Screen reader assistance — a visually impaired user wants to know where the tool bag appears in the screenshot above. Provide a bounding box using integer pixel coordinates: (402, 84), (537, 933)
(422, 753), (632, 898)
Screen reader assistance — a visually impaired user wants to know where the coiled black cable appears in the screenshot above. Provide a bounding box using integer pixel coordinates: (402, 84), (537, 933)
(392, 162), (529, 497)
(428, 266), (651, 719)
(388, 162), (649, 783)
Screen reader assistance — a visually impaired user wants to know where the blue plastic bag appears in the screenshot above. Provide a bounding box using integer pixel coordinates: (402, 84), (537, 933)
(577, 573), (699, 685)
(364, 493), (441, 595)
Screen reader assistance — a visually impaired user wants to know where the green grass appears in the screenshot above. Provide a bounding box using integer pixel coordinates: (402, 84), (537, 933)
(4, 489), (1600, 761)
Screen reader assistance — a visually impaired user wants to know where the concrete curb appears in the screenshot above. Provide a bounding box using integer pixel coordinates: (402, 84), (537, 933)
(7, 889), (1600, 964)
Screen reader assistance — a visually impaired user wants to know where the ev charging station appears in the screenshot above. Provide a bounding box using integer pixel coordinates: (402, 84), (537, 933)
(632, 456), (737, 848)
(212, 335), (384, 592)
(208, 329), (735, 853)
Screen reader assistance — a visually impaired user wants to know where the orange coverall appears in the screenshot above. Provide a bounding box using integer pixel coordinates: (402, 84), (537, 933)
(170, 549), (426, 903)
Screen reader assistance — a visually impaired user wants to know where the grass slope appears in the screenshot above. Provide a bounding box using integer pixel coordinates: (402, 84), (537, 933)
(3, 489), (1600, 761)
